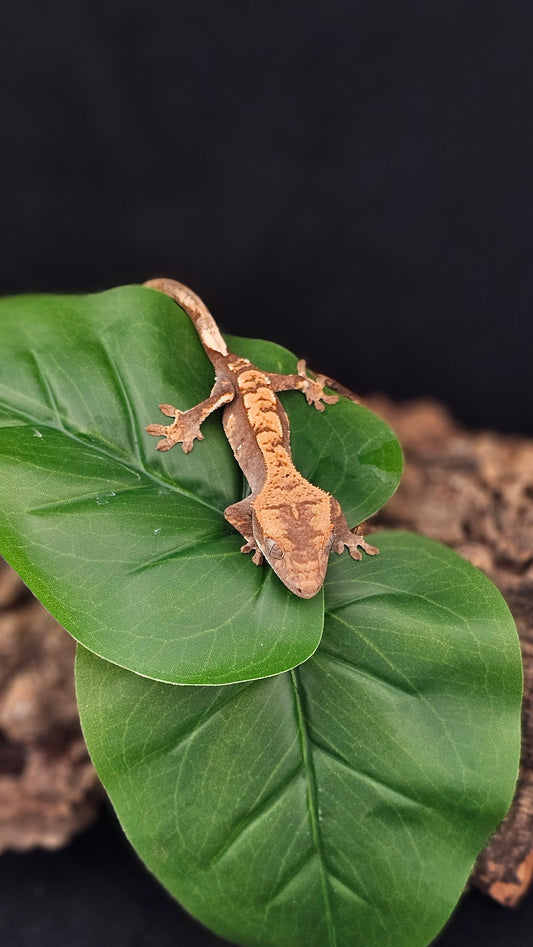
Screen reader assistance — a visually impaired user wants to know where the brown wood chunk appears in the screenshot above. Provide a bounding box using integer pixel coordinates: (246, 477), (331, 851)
(0, 559), (101, 853)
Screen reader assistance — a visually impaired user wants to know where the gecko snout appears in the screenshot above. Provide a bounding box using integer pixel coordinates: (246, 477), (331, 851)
(283, 562), (328, 599)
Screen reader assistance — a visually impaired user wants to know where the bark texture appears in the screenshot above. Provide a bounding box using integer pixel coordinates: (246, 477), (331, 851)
(0, 559), (101, 853)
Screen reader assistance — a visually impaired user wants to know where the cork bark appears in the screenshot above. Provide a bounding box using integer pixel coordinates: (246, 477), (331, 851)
(0, 558), (101, 853)
(0, 396), (532, 906)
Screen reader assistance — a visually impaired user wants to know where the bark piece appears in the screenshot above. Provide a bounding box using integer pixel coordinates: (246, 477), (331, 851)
(0, 559), (101, 853)
(367, 397), (533, 907)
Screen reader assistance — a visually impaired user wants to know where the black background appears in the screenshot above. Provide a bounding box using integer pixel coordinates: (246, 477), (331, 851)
(1, 805), (533, 947)
(2, 1), (533, 433)
(1, 2), (532, 944)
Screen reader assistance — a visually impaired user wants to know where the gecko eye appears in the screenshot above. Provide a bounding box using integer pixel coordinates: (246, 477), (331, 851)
(266, 539), (284, 560)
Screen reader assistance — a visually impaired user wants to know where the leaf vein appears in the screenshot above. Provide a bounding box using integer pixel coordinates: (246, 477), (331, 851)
(290, 668), (337, 947)
(208, 762), (304, 868)
(0, 400), (224, 516)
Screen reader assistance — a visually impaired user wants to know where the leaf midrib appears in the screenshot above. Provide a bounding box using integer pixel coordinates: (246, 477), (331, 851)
(290, 668), (337, 947)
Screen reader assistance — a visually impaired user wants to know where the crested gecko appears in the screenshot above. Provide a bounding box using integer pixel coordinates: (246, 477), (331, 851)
(145, 278), (377, 598)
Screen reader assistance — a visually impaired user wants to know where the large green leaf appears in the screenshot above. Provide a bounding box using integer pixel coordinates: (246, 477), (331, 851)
(76, 531), (522, 947)
(0, 286), (401, 685)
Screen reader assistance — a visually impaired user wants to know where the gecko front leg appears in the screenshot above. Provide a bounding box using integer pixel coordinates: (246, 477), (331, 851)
(266, 360), (339, 411)
(224, 497), (264, 564)
(340, 528), (379, 561)
(146, 378), (235, 452)
(330, 500), (379, 561)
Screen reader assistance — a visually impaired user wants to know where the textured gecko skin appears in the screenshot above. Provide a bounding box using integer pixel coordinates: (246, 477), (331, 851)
(145, 278), (377, 598)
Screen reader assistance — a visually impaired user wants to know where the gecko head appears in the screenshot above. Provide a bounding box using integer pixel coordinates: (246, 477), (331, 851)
(251, 497), (334, 599)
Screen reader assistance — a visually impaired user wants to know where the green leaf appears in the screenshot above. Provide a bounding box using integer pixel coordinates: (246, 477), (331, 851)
(0, 286), (401, 684)
(76, 531), (522, 947)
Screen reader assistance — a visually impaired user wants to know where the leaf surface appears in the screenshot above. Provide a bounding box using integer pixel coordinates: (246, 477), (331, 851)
(76, 531), (522, 947)
(0, 286), (401, 684)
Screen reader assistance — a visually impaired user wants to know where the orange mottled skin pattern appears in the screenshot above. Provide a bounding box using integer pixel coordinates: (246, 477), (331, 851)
(145, 278), (377, 598)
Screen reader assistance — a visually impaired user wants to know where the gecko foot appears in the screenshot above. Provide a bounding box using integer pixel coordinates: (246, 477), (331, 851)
(240, 542), (264, 566)
(145, 405), (204, 453)
(346, 529), (379, 560)
(297, 360), (339, 411)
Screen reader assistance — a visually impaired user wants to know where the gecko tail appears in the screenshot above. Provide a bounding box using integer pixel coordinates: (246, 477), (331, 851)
(144, 277), (228, 357)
